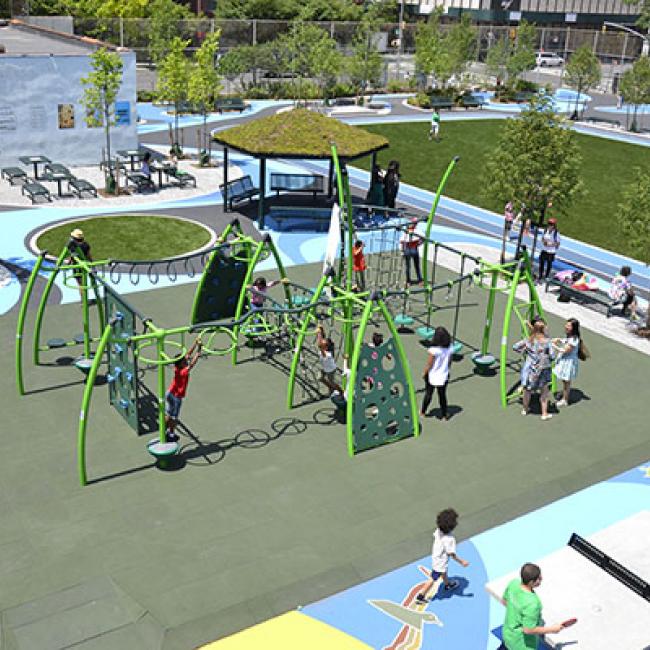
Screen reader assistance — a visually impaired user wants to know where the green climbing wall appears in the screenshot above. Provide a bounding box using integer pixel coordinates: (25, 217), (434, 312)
(351, 339), (415, 453)
(191, 249), (247, 325)
(105, 289), (139, 433)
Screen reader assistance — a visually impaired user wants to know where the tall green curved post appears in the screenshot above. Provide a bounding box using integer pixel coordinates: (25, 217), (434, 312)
(33, 247), (68, 365)
(423, 157), (459, 291)
(378, 298), (420, 440)
(499, 262), (523, 408)
(81, 266), (91, 359)
(156, 333), (167, 443)
(345, 299), (374, 457)
(481, 268), (499, 356)
(286, 274), (329, 409)
(15, 253), (46, 395)
(77, 321), (112, 486)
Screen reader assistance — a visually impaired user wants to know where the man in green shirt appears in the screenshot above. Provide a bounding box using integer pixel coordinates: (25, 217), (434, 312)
(428, 109), (441, 141)
(499, 563), (567, 649)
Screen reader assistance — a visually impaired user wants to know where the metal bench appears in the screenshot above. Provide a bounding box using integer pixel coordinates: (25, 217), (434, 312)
(164, 166), (196, 188)
(1, 167), (27, 185)
(21, 181), (52, 204)
(428, 96), (454, 110)
(270, 173), (325, 198)
(458, 94), (484, 110)
(584, 116), (621, 128)
(68, 178), (98, 199)
(219, 175), (259, 210)
(544, 277), (621, 318)
(215, 97), (248, 113)
(126, 171), (156, 193)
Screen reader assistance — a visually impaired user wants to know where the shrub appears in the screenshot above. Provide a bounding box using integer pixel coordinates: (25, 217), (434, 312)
(387, 79), (407, 93)
(407, 92), (432, 108)
(330, 82), (356, 98)
(137, 89), (156, 103)
(514, 79), (539, 93)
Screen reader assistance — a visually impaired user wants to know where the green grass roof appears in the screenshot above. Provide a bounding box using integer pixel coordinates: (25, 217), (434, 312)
(212, 108), (389, 159)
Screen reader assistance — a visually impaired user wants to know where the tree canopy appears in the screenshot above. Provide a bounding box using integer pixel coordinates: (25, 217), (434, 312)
(482, 97), (583, 223)
(564, 44), (601, 118)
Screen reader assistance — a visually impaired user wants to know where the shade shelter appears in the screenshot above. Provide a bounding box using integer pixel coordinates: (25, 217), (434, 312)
(212, 108), (389, 228)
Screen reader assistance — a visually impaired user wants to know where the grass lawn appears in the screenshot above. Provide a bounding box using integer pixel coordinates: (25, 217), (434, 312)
(36, 214), (212, 261)
(357, 120), (650, 258)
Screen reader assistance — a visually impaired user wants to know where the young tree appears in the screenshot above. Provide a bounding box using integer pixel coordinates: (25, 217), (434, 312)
(506, 20), (537, 86)
(619, 56), (650, 132)
(618, 166), (650, 330)
(188, 31), (222, 164)
(445, 14), (477, 88)
(415, 17), (439, 89)
(148, 0), (195, 65)
(348, 10), (383, 100)
(482, 96), (583, 234)
(80, 47), (124, 193)
(485, 36), (511, 87)
(156, 37), (191, 154)
(564, 44), (601, 120)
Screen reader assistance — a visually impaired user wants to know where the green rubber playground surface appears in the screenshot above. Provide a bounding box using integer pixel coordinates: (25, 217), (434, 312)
(358, 120), (650, 258)
(35, 214), (213, 261)
(2, 261), (650, 649)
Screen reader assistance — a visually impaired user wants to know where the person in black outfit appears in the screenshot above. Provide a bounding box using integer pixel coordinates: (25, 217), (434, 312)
(383, 160), (400, 209)
(67, 228), (92, 292)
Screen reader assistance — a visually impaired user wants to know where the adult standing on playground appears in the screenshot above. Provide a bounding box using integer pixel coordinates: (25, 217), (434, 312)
(498, 563), (568, 650)
(383, 160), (400, 209)
(513, 320), (555, 420)
(538, 218), (560, 281)
(420, 326), (454, 420)
(401, 218), (423, 285)
(366, 164), (385, 207)
(67, 228), (92, 262)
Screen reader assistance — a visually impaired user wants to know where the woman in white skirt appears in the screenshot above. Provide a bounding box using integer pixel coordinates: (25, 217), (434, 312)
(552, 318), (586, 407)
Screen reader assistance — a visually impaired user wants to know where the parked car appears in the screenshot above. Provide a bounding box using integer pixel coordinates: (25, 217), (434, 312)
(536, 51), (565, 67)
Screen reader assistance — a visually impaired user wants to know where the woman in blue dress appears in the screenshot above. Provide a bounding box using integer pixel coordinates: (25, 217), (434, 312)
(513, 320), (555, 420)
(552, 318), (585, 407)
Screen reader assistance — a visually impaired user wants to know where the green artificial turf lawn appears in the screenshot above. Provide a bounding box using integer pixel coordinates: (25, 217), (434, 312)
(357, 120), (650, 258)
(36, 214), (212, 261)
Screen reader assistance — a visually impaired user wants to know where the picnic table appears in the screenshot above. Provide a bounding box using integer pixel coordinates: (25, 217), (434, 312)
(19, 155), (51, 180)
(117, 149), (145, 171)
(41, 163), (75, 198)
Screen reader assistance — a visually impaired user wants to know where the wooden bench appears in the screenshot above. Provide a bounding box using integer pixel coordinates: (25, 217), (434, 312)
(270, 173), (325, 198)
(215, 98), (248, 114)
(584, 116), (621, 129)
(458, 94), (484, 110)
(68, 178), (98, 199)
(1, 167), (27, 185)
(219, 175), (259, 210)
(544, 277), (621, 318)
(21, 181), (52, 204)
(428, 96), (454, 110)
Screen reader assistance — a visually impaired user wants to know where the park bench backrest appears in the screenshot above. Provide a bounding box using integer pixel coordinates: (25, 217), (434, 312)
(240, 176), (255, 192)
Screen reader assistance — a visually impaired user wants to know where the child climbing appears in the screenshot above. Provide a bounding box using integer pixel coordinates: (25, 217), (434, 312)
(165, 337), (202, 442)
(352, 239), (367, 291)
(316, 325), (343, 395)
(248, 276), (288, 311)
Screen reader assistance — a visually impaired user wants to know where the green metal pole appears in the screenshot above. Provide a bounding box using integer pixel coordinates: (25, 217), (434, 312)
(157, 335), (167, 443)
(500, 263), (523, 409)
(286, 274), (329, 409)
(81, 266), (91, 359)
(15, 253), (46, 395)
(77, 322), (112, 486)
(231, 239), (267, 366)
(481, 268), (499, 356)
(378, 298), (420, 439)
(33, 247), (68, 365)
(345, 298), (374, 457)
(89, 272), (105, 332)
(423, 157), (459, 292)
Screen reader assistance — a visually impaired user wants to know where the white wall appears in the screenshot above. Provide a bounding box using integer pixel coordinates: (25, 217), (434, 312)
(0, 51), (137, 168)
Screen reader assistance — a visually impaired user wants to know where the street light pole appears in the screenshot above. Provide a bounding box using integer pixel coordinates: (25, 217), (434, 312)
(396, 0), (405, 81)
(603, 21), (649, 57)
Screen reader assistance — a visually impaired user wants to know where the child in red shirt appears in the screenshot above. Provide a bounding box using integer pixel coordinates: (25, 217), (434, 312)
(352, 240), (367, 291)
(165, 337), (202, 442)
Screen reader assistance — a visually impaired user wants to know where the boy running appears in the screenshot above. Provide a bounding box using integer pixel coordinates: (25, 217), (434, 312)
(416, 508), (469, 603)
(429, 109), (441, 141)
